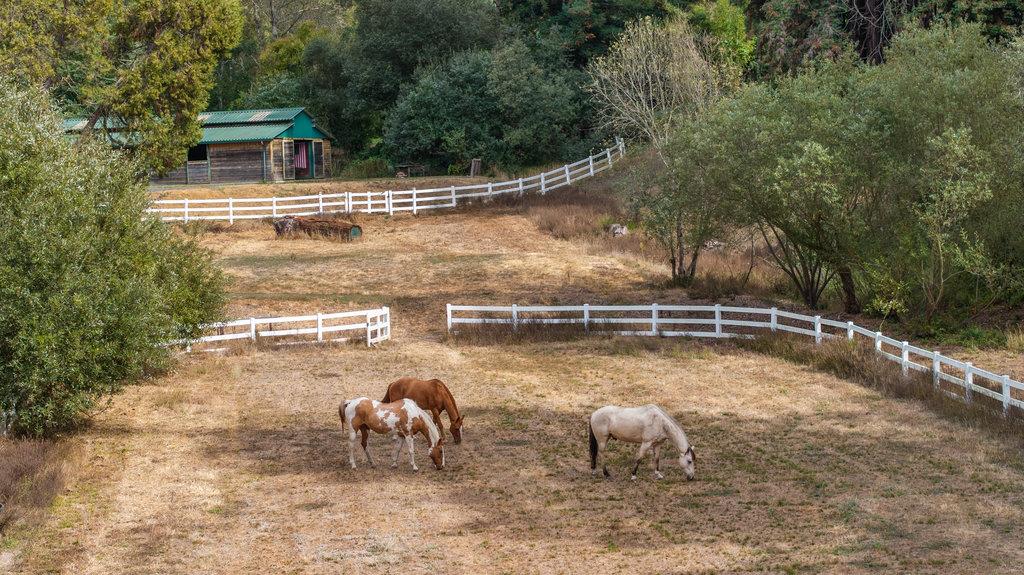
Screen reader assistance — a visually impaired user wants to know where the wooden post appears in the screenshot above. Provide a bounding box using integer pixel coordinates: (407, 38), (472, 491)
(345, 192), (351, 213)
(446, 304), (452, 333)
(249, 318), (257, 342)
(606, 148), (613, 166)
(589, 156), (595, 176)
(272, 197), (277, 218)
(366, 312), (373, 347)
(814, 316), (822, 344)
(518, 178), (524, 196)
(932, 352), (941, 390)
(228, 198), (234, 225)
(651, 303), (659, 335)
(714, 304), (722, 337)
(450, 186), (457, 208)
(316, 312), (323, 342)
(1002, 375), (1012, 417)
(875, 332), (882, 352)
(964, 363), (974, 403)
(901, 341), (910, 375)
(412, 189), (418, 215)
(564, 164), (571, 185)
(318, 191), (324, 214)
(511, 304), (519, 332)
(540, 171), (546, 194)
(583, 304), (590, 333)
(770, 307), (777, 332)
(847, 321), (855, 340)
(183, 198), (190, 223)
(487, 182), (493, 200)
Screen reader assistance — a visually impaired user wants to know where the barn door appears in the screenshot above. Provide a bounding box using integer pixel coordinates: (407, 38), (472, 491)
(283, 139), (295, 180)
(313, 141), (324, 179)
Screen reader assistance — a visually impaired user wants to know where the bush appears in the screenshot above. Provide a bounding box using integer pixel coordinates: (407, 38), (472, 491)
(0, 81), (224, 437)
(341, 157), (392, 179)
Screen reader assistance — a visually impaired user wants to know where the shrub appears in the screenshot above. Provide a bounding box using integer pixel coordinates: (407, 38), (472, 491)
(0, 439), (66, 534)
(341, 157), (392, 179)
(0, 81), (224, 437)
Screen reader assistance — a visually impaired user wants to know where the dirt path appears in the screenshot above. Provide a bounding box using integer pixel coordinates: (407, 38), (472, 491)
(10, 208), (1024, 574)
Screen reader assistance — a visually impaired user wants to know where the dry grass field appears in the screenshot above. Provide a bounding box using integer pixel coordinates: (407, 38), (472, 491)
(5, 194), (1024, 574)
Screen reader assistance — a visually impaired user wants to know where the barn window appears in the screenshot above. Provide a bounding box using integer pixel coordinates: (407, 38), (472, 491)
(187, 144), (208, 161)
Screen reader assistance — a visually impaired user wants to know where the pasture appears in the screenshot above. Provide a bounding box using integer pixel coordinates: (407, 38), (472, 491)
(8, 199), (1024, 574)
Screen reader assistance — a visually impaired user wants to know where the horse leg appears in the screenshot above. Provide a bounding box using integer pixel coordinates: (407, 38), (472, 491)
(653, 443), (664, 480)
(391, 435), (403, 468)
(431, 408), (446, 441)
(347, 427), (358, 469)
(631, 442), (653, 481)
(406, 435), (418, 471)
(598, 435), (611, 479)
(360, 426), (375, 468)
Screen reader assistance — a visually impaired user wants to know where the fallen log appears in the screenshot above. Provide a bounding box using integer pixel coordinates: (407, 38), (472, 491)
(273, 216), (362, 241)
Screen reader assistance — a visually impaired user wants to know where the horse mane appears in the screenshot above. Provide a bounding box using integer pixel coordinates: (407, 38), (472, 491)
(414, 404), (442, 447)
(435, 380), (461, 423)
(652, 405), (689, 450)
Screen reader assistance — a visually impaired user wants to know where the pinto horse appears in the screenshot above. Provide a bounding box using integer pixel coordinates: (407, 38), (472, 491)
(377, 377), (463, 444)
(340, 397), (444, 471)
(589, 404), (695, 481)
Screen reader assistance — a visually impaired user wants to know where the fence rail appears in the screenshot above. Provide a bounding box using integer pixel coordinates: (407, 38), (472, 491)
(171, 307), (391, 350)
(446, 303), (1023, 416)
(149, 139), (626, 222)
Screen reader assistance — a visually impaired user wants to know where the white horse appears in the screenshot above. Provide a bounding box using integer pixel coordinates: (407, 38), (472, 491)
(589, 405), (695, 481)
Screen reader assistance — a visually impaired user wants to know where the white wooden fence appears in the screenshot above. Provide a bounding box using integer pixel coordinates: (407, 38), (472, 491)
(446, 303), (1024, 416)
(148, 139), (626, 222)
(171, 307), (390, 350)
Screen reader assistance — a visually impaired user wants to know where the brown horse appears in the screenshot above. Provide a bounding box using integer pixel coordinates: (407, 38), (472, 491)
(376, 377), (463, 444)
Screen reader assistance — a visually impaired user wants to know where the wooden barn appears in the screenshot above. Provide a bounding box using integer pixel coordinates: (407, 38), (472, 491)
(64, 107), (332, 185)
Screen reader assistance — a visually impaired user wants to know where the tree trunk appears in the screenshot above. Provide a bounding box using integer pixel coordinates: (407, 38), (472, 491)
(837, 266), (861, 314)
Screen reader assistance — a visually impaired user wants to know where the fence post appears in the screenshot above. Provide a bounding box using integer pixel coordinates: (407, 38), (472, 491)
(901, 341), (910, 375)
(1002, 375), (1012, 417)
(272, 197), (277, 218)
(318, 191), (324, 214)
(387, 191), (393, 215)
(487, 182), (493, 200)
(564, 164), (571, 185)
(412, 189), (418, 215)
(511, 304), (519, 332)
(589, 156), (595, 177)
(814, 316), (822, 344)
(366, 312), (373, 347)
(446, 304), (452, 333)
(316, 312), (323, 342)
(651, 303), (659, 336)
(964, 363), (974, 404)
(345, 192), (351, 213)
(518, 178), (525, 196)
(714, 304), (722, 337)
(847, 321), (854, 340)
(228, 198), (234, 225)
(606, 148), (613, 166)
(770, 307), (778, 332)
(932, 352), (941, 390)
(249, 317), (256, 342)
(183, 198), (190, 223)
(540, 171), (546, 194)
(383, 306), (391, 340)
(583, 304), (590, 333)
(617, 137), (625, 157)
(875, 332), (882, 352)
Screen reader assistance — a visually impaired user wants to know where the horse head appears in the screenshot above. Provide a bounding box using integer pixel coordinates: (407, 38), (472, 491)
(679, 446), (696, 481)
(429, 436), (445, 470)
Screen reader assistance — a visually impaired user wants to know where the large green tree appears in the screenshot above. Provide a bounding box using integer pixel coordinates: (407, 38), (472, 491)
(0, 0), (243, 173)
(0, 81), (224, 437)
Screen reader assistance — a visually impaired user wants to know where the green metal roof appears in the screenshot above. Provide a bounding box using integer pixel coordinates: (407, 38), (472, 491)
(197, 108), (305, 125)
(199, 123), (289, 144)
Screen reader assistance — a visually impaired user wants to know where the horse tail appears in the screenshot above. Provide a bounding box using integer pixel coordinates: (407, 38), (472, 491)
(338, 401), (348, 425)
(588, 420), (598, 471)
